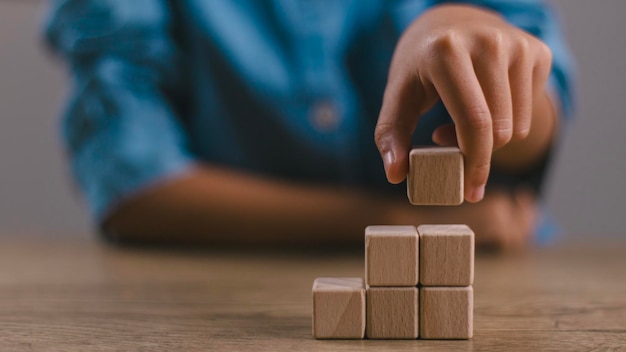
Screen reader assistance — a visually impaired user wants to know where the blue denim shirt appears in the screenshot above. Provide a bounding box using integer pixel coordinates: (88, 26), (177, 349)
(44, 0), (574, 237)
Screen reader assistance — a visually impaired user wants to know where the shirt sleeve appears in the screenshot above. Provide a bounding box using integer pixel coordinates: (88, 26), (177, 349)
(435, 0), (576, 119)
(44, 0), (195, 223)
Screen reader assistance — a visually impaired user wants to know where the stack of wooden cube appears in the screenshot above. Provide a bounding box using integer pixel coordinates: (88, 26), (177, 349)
(312, 147), (474, 340)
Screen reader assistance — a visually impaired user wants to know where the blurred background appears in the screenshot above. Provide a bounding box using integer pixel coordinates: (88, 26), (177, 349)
(0, 0), (624, 241)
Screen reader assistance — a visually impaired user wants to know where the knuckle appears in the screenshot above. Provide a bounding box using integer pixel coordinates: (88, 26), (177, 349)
(493, 124), (513, 147)
(431, 29), (464, 56)
(478, 30), (505, 55)
(471, 159), (491, 182)
(535, 44), (553, 73)
(513, 36), (531, 57)
(537, 41), (553, 62)
(518, 37), (551, 69)
(463, 106), (492, 131)
(537, 55), (553, 80)
(374, 123), (393, 148)
(374, 121), (411, 149)
(512, 125), (531, 140)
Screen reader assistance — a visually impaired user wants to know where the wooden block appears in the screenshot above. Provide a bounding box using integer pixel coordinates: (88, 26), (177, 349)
(418, 224), (474, 286)
(407, 147), (463, 205)
(420, 286), (473, 339)
(366, 287), (419, 339)
(312, 278), (365, 339)
(365, 225), (418, 287)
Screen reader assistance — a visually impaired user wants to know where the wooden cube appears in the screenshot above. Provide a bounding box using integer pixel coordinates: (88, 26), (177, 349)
(420, 287), (473, 339)
(418, 224), (474, 286)
(366, 287), (419, 339)
(407, 147), (464, 205)
(365, 225), (419, 287)
(312, 278), (365, 339)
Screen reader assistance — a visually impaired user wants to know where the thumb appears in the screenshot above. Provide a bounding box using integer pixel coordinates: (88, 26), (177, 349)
(375, 79), (438, 184)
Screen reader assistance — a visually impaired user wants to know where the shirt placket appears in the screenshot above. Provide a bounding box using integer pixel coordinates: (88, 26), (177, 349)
(291, 0), (360, 183)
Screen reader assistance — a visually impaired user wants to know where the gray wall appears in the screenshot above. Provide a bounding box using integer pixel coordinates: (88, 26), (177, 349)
(0, 1), (624, 240)
(0, 1), (90, 238)
(546, 0), (626, 239)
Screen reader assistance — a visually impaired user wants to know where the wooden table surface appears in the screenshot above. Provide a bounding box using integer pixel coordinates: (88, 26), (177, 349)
(0, 238), (625, 351)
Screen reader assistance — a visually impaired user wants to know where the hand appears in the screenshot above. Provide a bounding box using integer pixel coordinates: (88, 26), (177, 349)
(375, 4), (553, 202)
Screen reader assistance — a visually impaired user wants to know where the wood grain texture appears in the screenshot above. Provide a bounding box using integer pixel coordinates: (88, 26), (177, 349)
(1, 238), (626, 351)
(312, 278), (365, 339)
(407, 147), (464, 205)
(366, 287), (419, 339)
(420, 286), (473, 339)
(365, 226), (418, 287)
(418, 224), (474, 286)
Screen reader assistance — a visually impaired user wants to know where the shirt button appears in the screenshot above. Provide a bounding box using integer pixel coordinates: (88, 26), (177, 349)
(310, 101), (340, 132)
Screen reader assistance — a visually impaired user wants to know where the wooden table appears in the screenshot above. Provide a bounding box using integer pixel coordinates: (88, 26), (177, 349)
(0, 238), (625, 351)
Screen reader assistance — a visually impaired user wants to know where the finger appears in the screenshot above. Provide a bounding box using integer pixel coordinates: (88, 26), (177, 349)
(429, 52), (492, 202)
(432, 123), (458, 147)
(509, 55), (533, 140)
(474, 51), (513, 150)
(533, 41), (553, 95)
(375, 75), (437, 184)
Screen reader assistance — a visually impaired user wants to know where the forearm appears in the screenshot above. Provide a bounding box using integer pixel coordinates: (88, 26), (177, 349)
(492, 90), (559, 173)
(104, 165), (422, 245)
(103, 164), (535, 250)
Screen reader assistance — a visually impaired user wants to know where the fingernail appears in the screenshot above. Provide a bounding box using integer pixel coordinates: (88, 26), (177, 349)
(383, 150), (395, 169)
(472, 185), (485, 202)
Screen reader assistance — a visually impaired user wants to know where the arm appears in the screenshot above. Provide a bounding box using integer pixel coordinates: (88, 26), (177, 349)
(105, 165), (537, 249)
(104, 166), (419, 245)
(43, 1), (434, 245)
(44, 0), (418, 245)
(46, 1), (558, 247)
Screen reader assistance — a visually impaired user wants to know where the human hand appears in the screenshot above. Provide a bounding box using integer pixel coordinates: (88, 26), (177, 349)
(375, 4), (553, 202)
